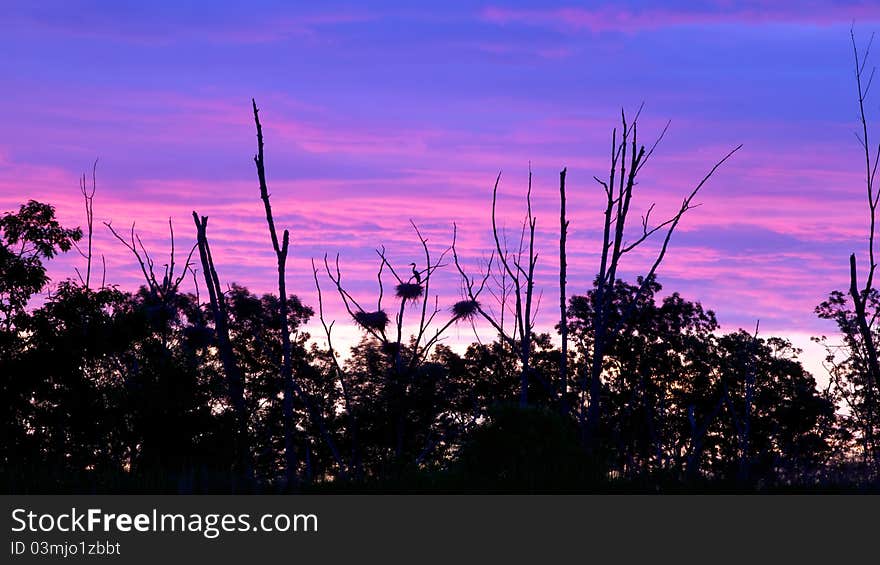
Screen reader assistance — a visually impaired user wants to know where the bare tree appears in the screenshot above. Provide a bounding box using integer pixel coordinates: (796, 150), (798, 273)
(105, 216), (197, 363)
(191, 211), (254, 487)
(559, 167), (569, 415)
(324, 222), (457, 372)
(581, 107), (741, 446)
(322, 222), (461, 460)
(252, 105), (349, 486)
(452, 169), (541, 406)
(847, 28), (880, 452)
(251, 99), (297, 489)
(105, 218), (196, 302)
(73, 159), (104, 289)
(312, 258), (363, 480)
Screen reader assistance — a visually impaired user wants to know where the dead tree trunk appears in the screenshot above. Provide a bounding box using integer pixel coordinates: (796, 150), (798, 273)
(559, 167), (570, 415)
(251, 99), (298, 489)
(192, 211), (254, 488)
(850, 254), (880, 451)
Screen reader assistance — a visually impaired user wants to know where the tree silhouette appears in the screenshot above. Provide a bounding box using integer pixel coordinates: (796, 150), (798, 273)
(318, 222), (464, 475)
(0, 200), (81, 330)
(192, 212), (254, 489)
(452, 170), (541, 407)
(815, 28), (880, 471)
(558, 167), (570, 416)
(579, 108), (741, 450)
(1, 201), (81, 483)
(252, 99), (299, 489)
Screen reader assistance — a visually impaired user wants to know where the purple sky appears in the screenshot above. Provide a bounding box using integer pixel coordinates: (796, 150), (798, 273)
(3, 1), (880, 372)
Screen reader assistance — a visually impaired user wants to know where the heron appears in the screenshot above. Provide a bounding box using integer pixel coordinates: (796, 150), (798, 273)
(410, 262), (422, 284)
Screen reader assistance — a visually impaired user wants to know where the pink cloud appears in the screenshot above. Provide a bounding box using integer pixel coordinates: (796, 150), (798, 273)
(481, 3), (880, 33)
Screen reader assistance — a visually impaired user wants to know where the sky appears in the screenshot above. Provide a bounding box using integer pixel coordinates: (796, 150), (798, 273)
(2, 1), (880, 376)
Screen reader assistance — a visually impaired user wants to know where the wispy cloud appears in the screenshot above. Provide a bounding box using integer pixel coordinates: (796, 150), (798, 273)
(4, 4), (375, 46)
(481, 2), (880, 33)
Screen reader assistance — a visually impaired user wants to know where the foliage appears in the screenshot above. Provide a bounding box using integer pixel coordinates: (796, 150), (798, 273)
(0, 200), (81, 328)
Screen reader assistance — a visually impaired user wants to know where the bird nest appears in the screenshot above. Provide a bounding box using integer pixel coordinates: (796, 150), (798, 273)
(451, 299), (480, 320)
(395, 282), (424, 301)
(353, 309), (389, 331)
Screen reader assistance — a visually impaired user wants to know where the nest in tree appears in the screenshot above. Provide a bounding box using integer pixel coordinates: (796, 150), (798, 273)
(395, 282), (424, 301)
(451, 299), (480, 320)
(353, 309), (389, 331)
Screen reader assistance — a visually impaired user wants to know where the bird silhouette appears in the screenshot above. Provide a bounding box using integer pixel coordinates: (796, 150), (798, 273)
(410, 262), (422, 284)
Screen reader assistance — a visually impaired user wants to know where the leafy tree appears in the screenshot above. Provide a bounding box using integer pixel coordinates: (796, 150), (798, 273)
(224, 284), (321, 486)
(816, 289), (880, 463)
(13, 282), (132, 485)
(0, 200), (81, 329)
(0, 202), (81, 486)
(569, 277), (717, 475)
(455, 403), (585, 491)
(570, 278), (835, 486)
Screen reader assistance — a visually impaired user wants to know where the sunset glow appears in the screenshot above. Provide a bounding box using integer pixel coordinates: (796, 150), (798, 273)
(3, 1), (879, 373)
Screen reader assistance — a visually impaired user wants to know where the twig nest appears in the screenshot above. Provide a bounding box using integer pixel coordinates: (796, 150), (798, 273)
(451, 299), (480, 320)
(395, 282), (424, 301)
(353, 309), (389, 331)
